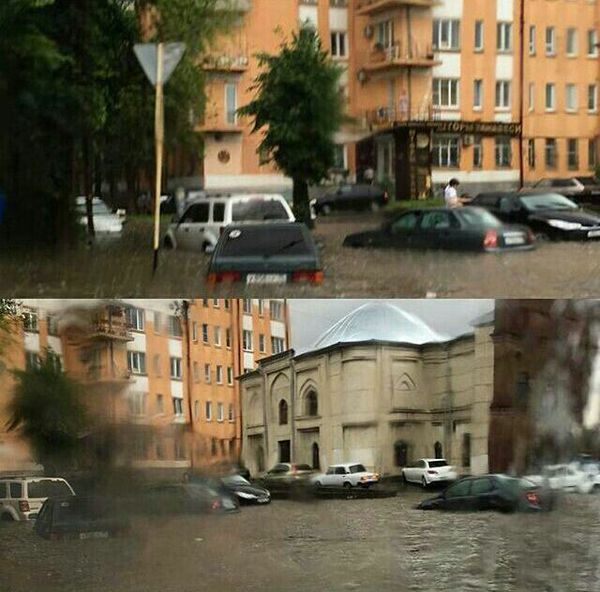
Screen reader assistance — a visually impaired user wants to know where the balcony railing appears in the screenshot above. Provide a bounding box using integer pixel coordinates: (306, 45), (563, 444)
(365, 105), (441, 128)
(202, 53), (249, 72)
(357, 0), (434, 15)
(364, 41), (439, 72)
(90, 320), (133, 341)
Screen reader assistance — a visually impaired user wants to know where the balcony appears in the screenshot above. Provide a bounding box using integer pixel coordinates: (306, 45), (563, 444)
(202, 53), (249, 73)
(364, 105), (440, 130)
(89, 320), (133, 342)
(363, 42), (439, 73)
(356, 0), (434, 15)
(215, 0), (252, 11)
(86, 363), (131, 385)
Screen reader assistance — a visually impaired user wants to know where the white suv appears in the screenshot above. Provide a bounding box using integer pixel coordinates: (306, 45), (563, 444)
(164, 194), (295, 252)
(311, 463), (380, 489)
(0, 476), (75, 521)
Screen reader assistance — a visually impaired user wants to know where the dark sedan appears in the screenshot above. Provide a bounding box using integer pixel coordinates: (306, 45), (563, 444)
(312, 184), (389, 216)
(418, 475), (554, 512)
(472, 191), (600, 241)
(343, 206), (534, 252)
(217, 475), (271, 505)
(207, 223), (323, 285)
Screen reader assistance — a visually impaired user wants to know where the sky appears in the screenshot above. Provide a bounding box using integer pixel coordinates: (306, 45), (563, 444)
(288, 299), (494, 352)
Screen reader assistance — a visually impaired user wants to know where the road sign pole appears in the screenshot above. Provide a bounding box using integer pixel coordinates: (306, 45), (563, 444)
(153, 43), (164, 274)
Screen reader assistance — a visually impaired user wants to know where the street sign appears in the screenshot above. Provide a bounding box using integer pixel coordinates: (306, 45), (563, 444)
(134, 43), (186, 86)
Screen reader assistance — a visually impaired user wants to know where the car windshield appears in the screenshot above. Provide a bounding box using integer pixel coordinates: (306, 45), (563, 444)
(428, 460), (449, 468)
(219, 226), (311, 257)
(520, 193), (578, 211)
(349, 464), (367, 473)
(455, 208), (503, 228)
(231, 199), (289, 222)
(222, 475), (251, 487)
(27, 479), (73, 498)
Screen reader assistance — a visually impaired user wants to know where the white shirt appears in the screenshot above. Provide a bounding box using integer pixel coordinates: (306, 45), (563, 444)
(444, 185), (459, 208)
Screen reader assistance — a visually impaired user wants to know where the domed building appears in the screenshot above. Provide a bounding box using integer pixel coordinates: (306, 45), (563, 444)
(239, 303), (494, 478)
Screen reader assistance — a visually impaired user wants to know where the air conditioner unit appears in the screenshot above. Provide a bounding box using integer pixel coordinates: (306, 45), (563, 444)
(462, 134), (475, 146)
(364, 25), (374, 39)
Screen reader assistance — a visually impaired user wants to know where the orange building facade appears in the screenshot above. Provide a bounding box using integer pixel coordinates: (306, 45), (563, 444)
(198, 0), (600, 198)
(0, 299), (289, 476)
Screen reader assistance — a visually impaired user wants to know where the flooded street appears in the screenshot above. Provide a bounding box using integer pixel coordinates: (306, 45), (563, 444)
(3, 489), (600, 592)
(2, 214), (600, 298)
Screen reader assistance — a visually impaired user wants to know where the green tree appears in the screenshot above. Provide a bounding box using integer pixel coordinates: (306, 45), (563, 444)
(7, 352), (89, 474)
(238, 27), (345, 227)
(0, 299), (21, 355)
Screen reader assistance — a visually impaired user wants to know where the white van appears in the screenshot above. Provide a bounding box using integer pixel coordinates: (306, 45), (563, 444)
(0, 475), (75, 521)
(163, 194), (295, 252)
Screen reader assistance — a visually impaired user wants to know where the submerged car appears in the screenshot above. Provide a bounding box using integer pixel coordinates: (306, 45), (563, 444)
(312, 183), (389, 216)
(218, 475), (271, 505)
(471, 191), (600, 241)
(34, 496), (130, 540)
(530, 177), (600, 204)
(402, 459), (458, 488)
(418, 475), (553, 512)
(343, 206), (534, 252)
(75, 196), (125, 237)
(311, 463), (380, 489)
(524, 463), (600, 494)
(207, 223), (323, 285)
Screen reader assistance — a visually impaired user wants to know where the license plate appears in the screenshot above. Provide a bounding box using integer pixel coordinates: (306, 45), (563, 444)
(246, 274), (287, 284)
(504, 235), (525, 245)
(588, 230), (600, 238)
(79, 531), (109, 540)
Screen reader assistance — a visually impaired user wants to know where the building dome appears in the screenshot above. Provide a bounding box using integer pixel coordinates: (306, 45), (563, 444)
(312, 302), (448, 349)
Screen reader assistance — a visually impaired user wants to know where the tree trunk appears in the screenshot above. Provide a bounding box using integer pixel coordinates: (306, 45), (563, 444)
(292, 177), (313, 229)
(82, 136), (95, 238)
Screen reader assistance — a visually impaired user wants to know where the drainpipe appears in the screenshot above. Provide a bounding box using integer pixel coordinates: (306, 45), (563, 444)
(182, 299), (194, 471)
(518, 0), (525, 188)
(232, 299), (242, 460)
(290, 356), (296, 462)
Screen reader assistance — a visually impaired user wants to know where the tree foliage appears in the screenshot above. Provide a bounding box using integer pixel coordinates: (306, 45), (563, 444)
(239, 27), (345, 226)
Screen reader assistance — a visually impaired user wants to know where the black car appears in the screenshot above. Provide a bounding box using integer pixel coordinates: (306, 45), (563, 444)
(312, 184), (389, 216)
(418, 474), (553, 512)
(472, 191), (600, 241)
(530, 177), (600, 205)
(34, 496), (130, 540)
(207, 223), (323, 285)
(190, 474), (271, 505)
(343, 206), (534, 252)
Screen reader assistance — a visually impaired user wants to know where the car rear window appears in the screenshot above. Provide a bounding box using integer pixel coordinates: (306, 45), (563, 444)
(219, 226), (311, 257)
(0, 482), (6, 498)
(455, 208), (502, 228)
(9, 483), (22, 498)
(349, 464), (367, 473)
(27, 479), (73, 499)
(428, 460), (449, 468)
(231, 199), (290, 222)
(213, 203), (225, 222)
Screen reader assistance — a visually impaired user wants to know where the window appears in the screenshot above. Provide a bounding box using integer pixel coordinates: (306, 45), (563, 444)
(127, 351), (146, 375)
(473, 79), (482, 109)
(125, 307), (144, 331)
(153, 354), (161, 376)
(227, 366), (233, 385)
(545, 83), (556, 111)
(588, 30), (598, 56)
(243, 299), (252, 314)
(25, 351), (39, 370)
(497, 23), (512, 52)
(470, 477), (493, 495)
(206, 401), (212, 421)
(545, 138), (557, 169)
(375, 19), (393, 48)
(214, 326), (221, 346)
(589, 139), (598, 169)
(156, 394), (164, 414)
(432, 19), (460, 50)
(566, 84), (577, 112)
(204, 363), (211, 383)
(473, 137), (482, 168)
(168, 315), (182, 337)
(269, 300), (283, 320)
(330, 31), (347, 57)
(191, 322), (198, 341)
(528, 139), (536, 169)
(173, 397), (183, 416)
(9, 482), (22, 498)
(170, 357), (182, 379)
(445, 479), (471, 498)
(271, 337), (285, 354)
(545, 27), (556, 55)
(528, 25), (536, 55)
(588, 85), (598, 112)
(566, 28), (577, 56)
(202, 299), (209, 307)
(217, 402), (224, 422)
(225, 83), (237, 125)
(432, 135), (460, 167)
(495, 137), (511, 168)
(279, 399), (289, 425)
(568, 139), (579, 170)
(228, 403), (234, 422)
(306, 391), (318, 416)
(259, 334), (266, 353)
(474, 20), (483, 51)
(224, 300), (230, 310)
(421, 211), (454, 229)
(23, 310), (38, 332)
(243, 330), (253, 351)
(212, 299), (219, 308)
(202, 323), (209, 344)
(129, 392), (147, 416)
(46, 314), (58, 336)
(462, 433), (471, 468)
(193, 361), (200, 382)
(432, 78), (459, 108)
(258, 300), (265, 315)
(47, 351), (61, 372)
(194, 401), (199, 421)
(216, 365), (223, 384)
(528, 83), (535, 112)
(226, 328), (232, 348)
(495, 81), (511, 109)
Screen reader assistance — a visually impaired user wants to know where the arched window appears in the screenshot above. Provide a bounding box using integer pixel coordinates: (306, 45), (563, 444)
(434, 441), (443, 459)
(306, 390), (318, 416)
(394, 440), (409, 467)
(278, 399), (288, 425)
(312, 442), (320, 470)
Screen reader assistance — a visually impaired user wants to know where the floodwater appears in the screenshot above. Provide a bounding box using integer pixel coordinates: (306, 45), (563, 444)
(2, 214), (600, 297)
(2, 490), (600, 592)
